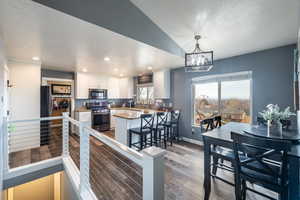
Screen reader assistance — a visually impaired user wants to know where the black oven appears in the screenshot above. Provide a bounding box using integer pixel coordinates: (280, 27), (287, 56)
(92, 111), (110, 132)
(89, 89), (107, 100)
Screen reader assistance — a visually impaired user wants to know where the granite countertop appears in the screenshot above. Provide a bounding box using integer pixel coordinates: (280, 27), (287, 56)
(110, 107), (166, 113)
(75, 107), (91, 112)
(112, 112), (141, 120)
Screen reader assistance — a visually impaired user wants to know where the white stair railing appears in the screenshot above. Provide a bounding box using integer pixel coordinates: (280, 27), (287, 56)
(4, 113), (166, 200)
(63, 113), (166, 200)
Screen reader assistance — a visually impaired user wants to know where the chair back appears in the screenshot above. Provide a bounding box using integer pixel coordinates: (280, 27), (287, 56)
(231, 132), (291, 187)
(171, 110), (180, 123)
(140, 114), (154, 132)
(201, 118), (215, 131)
(155, 112), (168, 128)
(214, 115), (222, 128)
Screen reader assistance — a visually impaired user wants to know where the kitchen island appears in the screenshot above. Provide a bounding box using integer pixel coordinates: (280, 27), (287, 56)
(113, 108), (156, 146)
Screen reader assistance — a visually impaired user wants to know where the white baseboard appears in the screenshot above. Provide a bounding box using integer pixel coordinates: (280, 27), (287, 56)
(182, 137), (203, 146)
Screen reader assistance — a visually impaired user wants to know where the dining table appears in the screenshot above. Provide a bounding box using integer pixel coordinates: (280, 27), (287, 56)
(202, 122), (300, 200)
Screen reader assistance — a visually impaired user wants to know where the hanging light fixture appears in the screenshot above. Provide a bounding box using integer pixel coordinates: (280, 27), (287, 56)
(185, 35), (213, 72)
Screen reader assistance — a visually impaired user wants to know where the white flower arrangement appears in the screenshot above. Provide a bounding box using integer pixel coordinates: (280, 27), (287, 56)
(259, 104), (295, 122)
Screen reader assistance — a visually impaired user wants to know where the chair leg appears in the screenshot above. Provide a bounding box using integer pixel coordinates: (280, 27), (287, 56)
(154, 130), (158, 146)
(139, 134), (143, 151)
(129, 131), (132, 148)
(150, 132), (153, 146)
(168, 127), (172, 146)
(176, 125), (179, 142)
(212, 157), (218, 176)
(234, 173), (242, 200)
(279, 187), (288, 200)
(241, 180), (246, 200)
(163, 130), (167, 149)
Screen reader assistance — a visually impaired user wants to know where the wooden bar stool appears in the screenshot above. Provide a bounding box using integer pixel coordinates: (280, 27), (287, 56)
(128, 114), (154, 151)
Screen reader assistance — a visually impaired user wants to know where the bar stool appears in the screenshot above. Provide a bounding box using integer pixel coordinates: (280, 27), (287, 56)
(152, 112), (169, 148)
(163, 110), (181, 144)
(128, 114), (154, 151)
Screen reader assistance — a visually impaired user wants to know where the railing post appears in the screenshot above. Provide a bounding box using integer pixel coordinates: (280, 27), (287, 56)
(62, 112), (69, 157)
(142, 146), (166, 200)
(79, 122), (90, 197)
(2, 117), (9, 173)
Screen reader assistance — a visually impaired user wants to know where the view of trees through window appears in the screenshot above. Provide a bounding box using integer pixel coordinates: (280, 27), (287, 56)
(137, 86), (154, 105)
(193, 79), (251, 126)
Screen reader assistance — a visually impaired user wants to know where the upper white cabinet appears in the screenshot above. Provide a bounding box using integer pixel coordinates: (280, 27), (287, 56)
(153, 69), (170, 99)
(108, 77), (120, 99)
(75, 72), (133, 99)
(119, 77), (134, 98)
(75, 72), (90, 99)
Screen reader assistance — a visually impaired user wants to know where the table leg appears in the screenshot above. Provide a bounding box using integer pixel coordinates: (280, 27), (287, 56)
(288, 156), (300, 200)
(203, 138), (211, 200)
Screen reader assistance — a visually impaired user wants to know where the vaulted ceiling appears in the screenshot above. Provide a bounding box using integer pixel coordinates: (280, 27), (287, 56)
(0, 0), (299, 76)
(131, 0), (300, 60)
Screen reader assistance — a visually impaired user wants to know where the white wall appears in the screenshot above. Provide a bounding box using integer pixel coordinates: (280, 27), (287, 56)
(61, 172), (80, 200)
(0, 36), (7, 200)
(8, 60), (41, 152)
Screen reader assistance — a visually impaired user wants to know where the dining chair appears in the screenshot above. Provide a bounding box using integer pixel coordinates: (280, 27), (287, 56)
(231, 131), (291, 200)
(152, 112), (169, 148)
(211, 115), (235, 176)
(128, 114), (154, 151)
(200, 117), (214, 132)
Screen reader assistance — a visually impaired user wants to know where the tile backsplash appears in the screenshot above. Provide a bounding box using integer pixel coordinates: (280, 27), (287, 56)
(75, 98), (172, 109)
(75, 98), (133, 109)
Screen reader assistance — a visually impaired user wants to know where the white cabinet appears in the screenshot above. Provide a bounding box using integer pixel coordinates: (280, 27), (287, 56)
(110, 109), (117, 129)
(75, 72), (109, 99)
(76, 72), (134, 99)
(75, 72), (89, 99)
(153, 69), (170, 99)
(119, 77), (134, 98)
(74, 111), (92, 135)
(107, 77), (120, 99)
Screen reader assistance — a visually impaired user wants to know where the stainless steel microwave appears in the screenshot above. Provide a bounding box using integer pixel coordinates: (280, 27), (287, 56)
(88, 89), (107, 99)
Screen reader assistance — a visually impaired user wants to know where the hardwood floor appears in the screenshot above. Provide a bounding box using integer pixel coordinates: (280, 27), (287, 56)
(9, 128), (275, 200)
(9, 126), (63, 168)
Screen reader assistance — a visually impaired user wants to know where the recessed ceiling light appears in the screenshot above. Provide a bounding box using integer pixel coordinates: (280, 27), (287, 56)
(147, 66), (152, 70)
(82, 68), (87, 72)
(114, 68), (119, 72)
(119, 73), (124, 77)
(32, 56), (40, 61)
(104, 57), (110, 61)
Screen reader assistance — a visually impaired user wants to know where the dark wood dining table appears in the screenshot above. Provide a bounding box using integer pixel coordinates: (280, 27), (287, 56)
(202, 122), (300, 200)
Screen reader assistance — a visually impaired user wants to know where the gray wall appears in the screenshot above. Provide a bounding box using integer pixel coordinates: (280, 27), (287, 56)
(171, 44), (297, 141)
(61, 172), (80, 200)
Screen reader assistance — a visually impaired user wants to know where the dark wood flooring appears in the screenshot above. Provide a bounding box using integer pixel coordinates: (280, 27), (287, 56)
(9, 128), (275, 200)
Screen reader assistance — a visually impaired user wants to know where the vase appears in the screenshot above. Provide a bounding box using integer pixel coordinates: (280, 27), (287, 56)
(267, 120), (282, 136)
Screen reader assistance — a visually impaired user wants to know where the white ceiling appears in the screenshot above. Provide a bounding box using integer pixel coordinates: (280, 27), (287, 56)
(0, 0), (299, 77)
(131, 0), (300, 60)
(0, 0), (183, 77)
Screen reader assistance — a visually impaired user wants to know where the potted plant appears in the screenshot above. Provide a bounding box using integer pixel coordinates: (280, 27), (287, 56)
(259, 104), (295, 135)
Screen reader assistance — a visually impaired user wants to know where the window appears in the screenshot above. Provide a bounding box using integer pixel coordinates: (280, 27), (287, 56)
(192, 72), (251, 126)
(137, 85), (154, 104)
